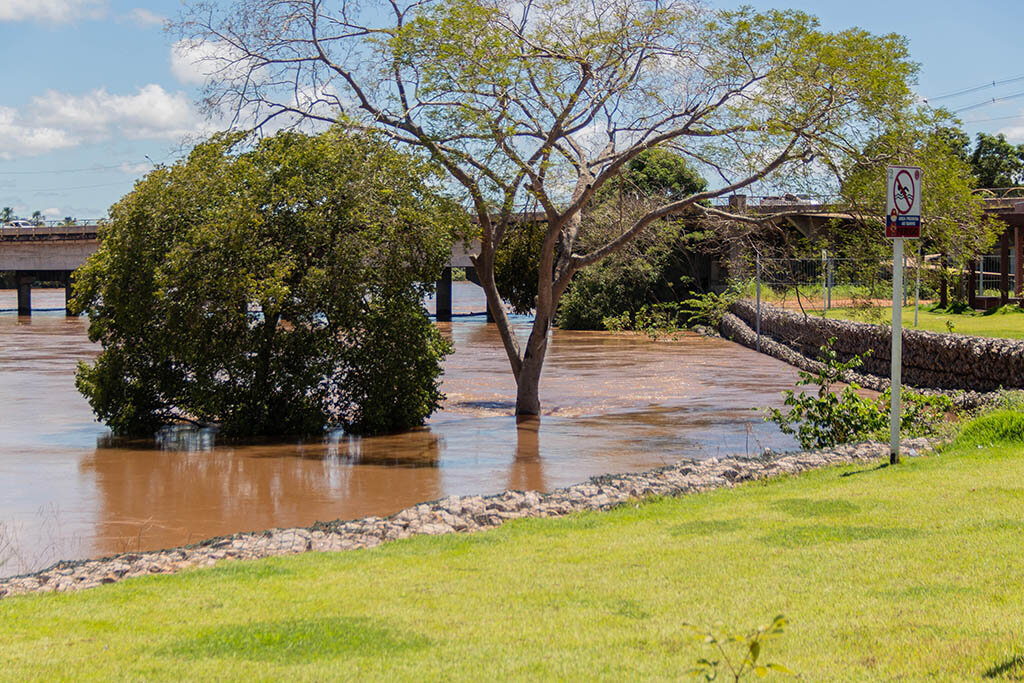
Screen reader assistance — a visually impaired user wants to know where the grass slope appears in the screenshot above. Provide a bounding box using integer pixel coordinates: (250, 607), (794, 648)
(826, 303), (1024, 340)
(3, 428), (1024, 680)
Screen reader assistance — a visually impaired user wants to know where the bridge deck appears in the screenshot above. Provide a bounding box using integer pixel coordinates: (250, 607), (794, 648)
(0, 225), (98, 241)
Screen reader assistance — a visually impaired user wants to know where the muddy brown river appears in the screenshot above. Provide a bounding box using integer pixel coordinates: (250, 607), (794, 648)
(0, 282), (803, 576)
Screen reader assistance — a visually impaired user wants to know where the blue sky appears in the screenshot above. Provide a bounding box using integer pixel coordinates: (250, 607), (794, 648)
(1, 0), (1022, 220)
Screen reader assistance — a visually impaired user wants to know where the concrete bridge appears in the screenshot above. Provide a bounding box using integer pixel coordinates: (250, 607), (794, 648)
(6, 190), (1023, 316)
(719, 190), (1024, 307)
(0, 222), (101, 315)
(0, 222), (483, 318)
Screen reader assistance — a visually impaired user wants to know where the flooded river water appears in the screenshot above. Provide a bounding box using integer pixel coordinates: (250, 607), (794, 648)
(0, 282), (803, 576)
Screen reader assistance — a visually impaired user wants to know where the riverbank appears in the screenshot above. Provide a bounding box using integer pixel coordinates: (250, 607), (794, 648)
(720, 301), (1016, 409)
(0, 437), (935, 599)
(4, 424), (1024, 679)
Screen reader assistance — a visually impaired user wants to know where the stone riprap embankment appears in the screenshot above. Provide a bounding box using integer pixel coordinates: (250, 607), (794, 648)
(724, 300), (1024, 397)
(0, 438), (934, 600)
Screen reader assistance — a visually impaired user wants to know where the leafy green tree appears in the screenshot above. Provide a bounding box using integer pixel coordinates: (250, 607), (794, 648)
(494, 148), (708, 322)
(491, 217), (547, 316)
(936, 126), (971, 164)
(838, 115), (1002, 306)
(73, 127), (463, 437)
(0, 208), (12, 222)
(600, 148), (707, 202)
(970, 132), (1024, 188)
(179, 0), (921, 417)
(558, 149), (708, 329)
(30, 211), (43, 226)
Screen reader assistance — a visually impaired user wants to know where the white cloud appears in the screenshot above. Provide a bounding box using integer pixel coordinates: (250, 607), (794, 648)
(1001, 128), (1024, 143)
(170, 39), (244, 86)
(0, 107), (76, 158)
(118, 161), (151, 174)
(0, 85), (207, 160)
(0, 0), (105, 23)
(127, 7), (164, 27)
(34, 85), (202, 140)
(998, 114), (1024, 144)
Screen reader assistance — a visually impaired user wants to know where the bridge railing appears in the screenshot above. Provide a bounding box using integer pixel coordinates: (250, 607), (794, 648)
(708, 194), (844, 213)
(0, 222), (101, 240)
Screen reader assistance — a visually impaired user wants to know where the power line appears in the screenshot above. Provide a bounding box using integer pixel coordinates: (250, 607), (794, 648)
(953, 89), (1024, 114)
(928, 74), (1024, 102)
(963, 113), (1024, 124)
(0, 155), (171, 176)
(21, 181), (130, 193)
(0, 162), (146, 175)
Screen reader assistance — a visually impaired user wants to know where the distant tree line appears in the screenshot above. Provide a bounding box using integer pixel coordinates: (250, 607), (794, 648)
(0, 209), (74, 225)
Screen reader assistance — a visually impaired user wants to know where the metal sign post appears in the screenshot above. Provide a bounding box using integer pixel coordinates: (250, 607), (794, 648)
(890, 237), (904, 464)
(886, 166), (922, 464)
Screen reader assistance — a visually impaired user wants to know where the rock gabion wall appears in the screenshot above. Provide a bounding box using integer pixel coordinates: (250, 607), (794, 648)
(727, 300), (1024, 392)
(0, 438), (934, 600)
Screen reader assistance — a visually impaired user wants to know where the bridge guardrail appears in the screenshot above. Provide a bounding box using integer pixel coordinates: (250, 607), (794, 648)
(0, 223), (100, 240)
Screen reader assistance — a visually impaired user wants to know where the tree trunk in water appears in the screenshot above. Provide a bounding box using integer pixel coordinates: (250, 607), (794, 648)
(514, 317), (551, 418)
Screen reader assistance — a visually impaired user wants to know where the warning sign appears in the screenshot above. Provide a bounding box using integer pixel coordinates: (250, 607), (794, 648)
(885, 165), (922, 238)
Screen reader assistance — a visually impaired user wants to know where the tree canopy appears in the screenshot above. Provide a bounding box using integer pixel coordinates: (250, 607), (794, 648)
(493, 148), (708, 319)
(73, 127), (463, 437)
(834, 113), (1003, 306)
(969, 133), (1024, 188)
(177, 0), (925, 416)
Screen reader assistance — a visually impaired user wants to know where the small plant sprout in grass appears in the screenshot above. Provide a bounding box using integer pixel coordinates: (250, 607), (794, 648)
(685, 614), (794, 681)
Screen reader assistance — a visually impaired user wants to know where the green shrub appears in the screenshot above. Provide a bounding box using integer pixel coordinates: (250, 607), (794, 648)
(767, 340), (955, 450)
(556, 241), (694, 330)
(602, 302), (686, 339)
(767, 342), (886, 449)
(680, 284), (745, 327)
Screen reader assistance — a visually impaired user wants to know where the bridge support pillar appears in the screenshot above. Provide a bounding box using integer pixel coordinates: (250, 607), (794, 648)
(436, 267), (452, 322)
(1015, 226), (1023, 298)
(462, 266), (495, 322)
(16, 272), (32, 316)
(65, 271), (75, 316)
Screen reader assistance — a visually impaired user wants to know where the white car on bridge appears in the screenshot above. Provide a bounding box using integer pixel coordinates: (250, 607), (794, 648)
(3, 220), (34, 229)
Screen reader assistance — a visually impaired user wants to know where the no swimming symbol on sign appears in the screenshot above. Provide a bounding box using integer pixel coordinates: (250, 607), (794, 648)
(885, 165), (922, 238)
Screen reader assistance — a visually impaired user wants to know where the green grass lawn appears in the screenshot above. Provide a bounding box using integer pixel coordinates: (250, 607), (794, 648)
(825, 303), (1024, 339)
(3, 417), (1024, 680)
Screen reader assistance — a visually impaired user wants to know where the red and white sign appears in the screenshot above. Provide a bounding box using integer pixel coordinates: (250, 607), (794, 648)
(885, 165), (922, 238)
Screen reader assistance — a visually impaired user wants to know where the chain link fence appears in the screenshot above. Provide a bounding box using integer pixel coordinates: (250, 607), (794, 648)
(732, 252), (933, 348)
(734, 249), (1020, 349)
(748, 254), (917, 308)
(738, 253), (1015, 308)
